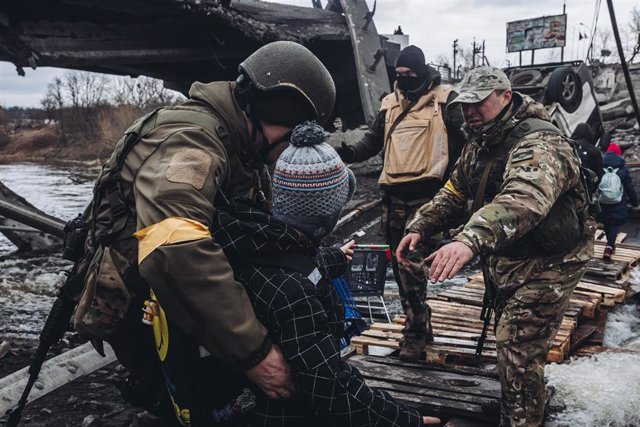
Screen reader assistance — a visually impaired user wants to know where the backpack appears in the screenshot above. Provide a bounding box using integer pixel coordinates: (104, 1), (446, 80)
(73, 106), (231, 346)
(598, 166), (624, 204)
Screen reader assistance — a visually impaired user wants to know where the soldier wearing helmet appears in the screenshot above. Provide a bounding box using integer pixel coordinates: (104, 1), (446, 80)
(84, 41), (336, 425)
(397, 66), (594, 426)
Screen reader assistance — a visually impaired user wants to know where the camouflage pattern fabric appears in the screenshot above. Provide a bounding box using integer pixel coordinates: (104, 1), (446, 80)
(396, 243), (433, 340)
(450, 66), (512, 105)
(406, 91), (595, 426)
(406, 93), (593, 282)
(495, 262), (586, 427)
(383, 195), (433, 340)
(74, 246), (131, 340)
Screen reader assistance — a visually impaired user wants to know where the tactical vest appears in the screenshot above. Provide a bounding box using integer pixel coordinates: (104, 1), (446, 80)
(378, 85), (452, 186)
(468, 118), (591, 257)
(71, 104), (268, 425)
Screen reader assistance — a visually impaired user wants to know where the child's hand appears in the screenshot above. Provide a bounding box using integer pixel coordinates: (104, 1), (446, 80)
(340, 240), (356, 262)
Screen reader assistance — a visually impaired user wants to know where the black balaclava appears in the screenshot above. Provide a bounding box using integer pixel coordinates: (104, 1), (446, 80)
(395, 45), (428, 96)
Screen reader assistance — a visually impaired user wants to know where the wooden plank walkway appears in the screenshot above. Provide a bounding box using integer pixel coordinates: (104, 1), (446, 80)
(347, 354), (501, 422)
(352, 242), (636, 365)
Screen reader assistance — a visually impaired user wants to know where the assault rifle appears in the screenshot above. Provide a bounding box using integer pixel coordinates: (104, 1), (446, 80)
(1, 214), (88, 427)
(476, 259), (499, 357)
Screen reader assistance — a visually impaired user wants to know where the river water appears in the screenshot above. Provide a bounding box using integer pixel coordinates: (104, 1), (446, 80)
(0, 162), (639, 425)
(0, 162), (97, 338)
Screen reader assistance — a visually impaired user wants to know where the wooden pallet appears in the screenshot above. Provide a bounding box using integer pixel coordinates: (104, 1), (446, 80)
(573, 345), (640, 358)
(347, 355), (501, 422)
(353, 241), (639, 365)
(575, 281), (626, 306)
(351, 303), (574, 364)
(438, 280), (602, 321)
(592, 241), (640, 267)
(585, 258), (629, 281)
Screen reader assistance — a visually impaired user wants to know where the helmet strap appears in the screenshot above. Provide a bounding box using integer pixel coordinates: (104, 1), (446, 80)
(234, 73), (255, 111)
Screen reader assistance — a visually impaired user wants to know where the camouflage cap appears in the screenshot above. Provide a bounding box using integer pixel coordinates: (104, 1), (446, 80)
(450, 66), (511, 105)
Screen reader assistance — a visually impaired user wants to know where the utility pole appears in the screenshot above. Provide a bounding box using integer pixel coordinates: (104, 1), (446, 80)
(607, 0), (640, 127)
(481, 40), (486, 66)
(472, 38), (481, 68)
(471, 39), (476, 68)
(453, 39), (458, 80)
(561, 1), (566, 62)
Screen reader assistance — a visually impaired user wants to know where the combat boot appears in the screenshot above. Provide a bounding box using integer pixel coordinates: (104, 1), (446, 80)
(399, 336), (426, 361)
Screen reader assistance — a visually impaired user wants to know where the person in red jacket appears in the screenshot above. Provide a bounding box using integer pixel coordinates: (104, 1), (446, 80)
(598, 142), (639, 260)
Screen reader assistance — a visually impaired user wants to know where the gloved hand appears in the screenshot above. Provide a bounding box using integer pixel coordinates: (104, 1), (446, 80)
(335, 142), (355, 163)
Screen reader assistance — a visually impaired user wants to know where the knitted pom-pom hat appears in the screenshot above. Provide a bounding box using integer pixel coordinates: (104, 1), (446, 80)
(272, 121), (356, 240)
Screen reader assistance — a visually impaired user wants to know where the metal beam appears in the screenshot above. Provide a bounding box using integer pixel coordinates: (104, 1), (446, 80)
(339, 0), (390, 124)
(0, 199), (65, 238)
(607, 0), (640, 128)
(0, 342), (116, 415)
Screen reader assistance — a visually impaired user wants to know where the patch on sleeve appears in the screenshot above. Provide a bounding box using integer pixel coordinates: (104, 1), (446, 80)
(510, 149), (534, 164)
(166, 148), (212, 190)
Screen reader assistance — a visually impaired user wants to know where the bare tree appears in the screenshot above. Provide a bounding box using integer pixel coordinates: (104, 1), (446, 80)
(61, 71), (110, 138)
(455, 45), (475, 77)
(593, 28), (614, 63)
(64, 71), (109, 110)
(0, 107), (10, 133)
(627, 6), (640, 63)
(41, 77), (67, 143)
(112, 76), (180, 110)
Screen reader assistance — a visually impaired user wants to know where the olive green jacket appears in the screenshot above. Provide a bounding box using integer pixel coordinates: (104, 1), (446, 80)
(122, 81), (272, 370)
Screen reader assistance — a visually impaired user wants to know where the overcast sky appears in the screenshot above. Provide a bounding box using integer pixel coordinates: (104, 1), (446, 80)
(0, 0), (637, 107)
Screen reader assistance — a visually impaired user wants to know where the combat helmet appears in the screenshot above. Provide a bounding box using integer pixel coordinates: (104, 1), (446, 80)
(236, 41), (336, 126)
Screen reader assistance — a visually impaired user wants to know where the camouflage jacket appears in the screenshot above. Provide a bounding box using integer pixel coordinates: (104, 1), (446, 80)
(407, 92), (594, 293)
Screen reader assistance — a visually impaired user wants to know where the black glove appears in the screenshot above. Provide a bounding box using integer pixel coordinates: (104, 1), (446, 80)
(336, 142), (355, 163)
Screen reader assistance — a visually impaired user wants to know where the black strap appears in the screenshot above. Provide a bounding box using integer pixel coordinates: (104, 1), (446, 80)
(471, 118), (564, 214)
(472, 149), (500, 214)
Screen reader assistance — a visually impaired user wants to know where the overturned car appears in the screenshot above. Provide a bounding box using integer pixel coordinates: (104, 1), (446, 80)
(503, 61), (604, 142)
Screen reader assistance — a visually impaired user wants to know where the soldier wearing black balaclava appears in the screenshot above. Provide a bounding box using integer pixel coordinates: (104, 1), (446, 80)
(336, 45), (466, 361)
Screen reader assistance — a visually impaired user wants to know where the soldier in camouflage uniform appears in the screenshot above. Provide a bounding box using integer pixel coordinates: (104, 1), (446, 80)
(396, 67), (595, 426)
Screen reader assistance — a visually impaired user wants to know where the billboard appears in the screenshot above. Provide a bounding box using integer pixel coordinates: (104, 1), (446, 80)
(506, 14), (567, 53)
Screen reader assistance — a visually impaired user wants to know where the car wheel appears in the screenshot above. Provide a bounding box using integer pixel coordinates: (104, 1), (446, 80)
(511, 70), (542, 86)
(547, 67), (582, 113)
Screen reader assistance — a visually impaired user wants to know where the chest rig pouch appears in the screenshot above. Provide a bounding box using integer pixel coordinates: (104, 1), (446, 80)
(470, 118), (590, 258)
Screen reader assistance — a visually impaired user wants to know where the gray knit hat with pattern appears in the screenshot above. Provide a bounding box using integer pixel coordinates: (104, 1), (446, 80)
(272, 121), (356, 240)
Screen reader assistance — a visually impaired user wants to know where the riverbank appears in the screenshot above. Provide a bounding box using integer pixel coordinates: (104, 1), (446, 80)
(0, 125), (111, 163)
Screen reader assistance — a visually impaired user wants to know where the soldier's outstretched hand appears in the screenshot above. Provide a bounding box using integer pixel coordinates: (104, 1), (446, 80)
(396, 232), (422, 267)
(425, 241), (474, 282)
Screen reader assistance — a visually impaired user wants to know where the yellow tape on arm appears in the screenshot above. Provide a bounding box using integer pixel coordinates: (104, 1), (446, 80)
(444, 179), (466, 202)
(133, 217), (211, 264)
